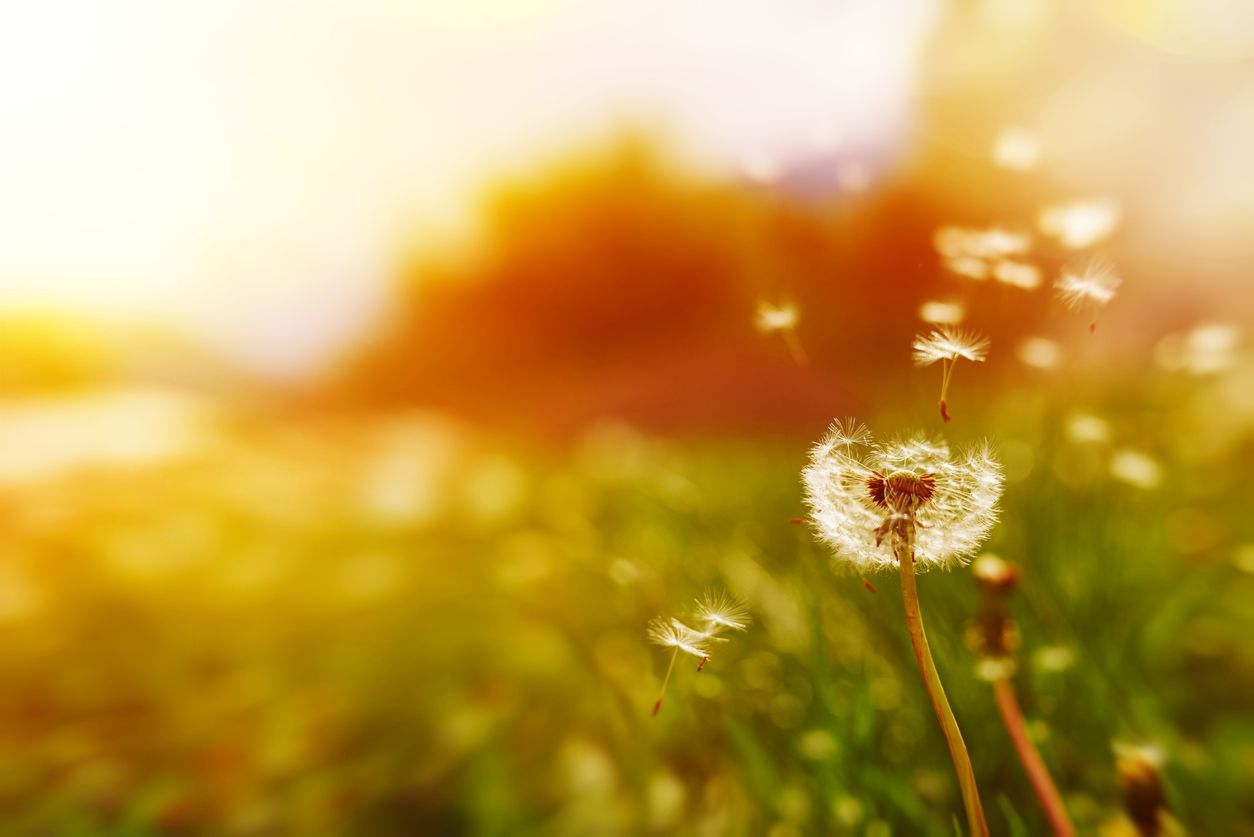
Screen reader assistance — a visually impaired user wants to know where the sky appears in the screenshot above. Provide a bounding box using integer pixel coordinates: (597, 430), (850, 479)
(0, 0), (934, 378)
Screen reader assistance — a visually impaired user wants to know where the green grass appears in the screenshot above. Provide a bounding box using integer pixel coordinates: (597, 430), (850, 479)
(0, 392), (1251, 834)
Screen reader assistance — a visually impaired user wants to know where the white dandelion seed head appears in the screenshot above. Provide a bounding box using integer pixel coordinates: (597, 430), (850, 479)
(755, 300), (799, 333)
(802, 423), (1004, 574)
(912, 327), (990, 367)
(693, 590), (751, 633)
(647, 617), (718, 659)
(1054, 261), (1121, 310)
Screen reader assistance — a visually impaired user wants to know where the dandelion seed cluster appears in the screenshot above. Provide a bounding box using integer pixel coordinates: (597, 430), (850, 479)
(648, 590), (751, 660)
(803, 420), (1004, 573)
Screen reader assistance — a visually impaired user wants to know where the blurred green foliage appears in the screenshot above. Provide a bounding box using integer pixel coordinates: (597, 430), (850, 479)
(0, 384), (1251, 835)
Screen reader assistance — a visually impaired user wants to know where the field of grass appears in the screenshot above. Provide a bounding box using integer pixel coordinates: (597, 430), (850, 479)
(1, 375), (1251, 834)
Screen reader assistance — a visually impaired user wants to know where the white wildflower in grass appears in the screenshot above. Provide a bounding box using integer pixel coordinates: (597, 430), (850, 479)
(803, 420), (1002, 835)
(913, 327), (990, 422)
(1039, 200), (1119, 249)
(1016, 337), (1063, 370)
(755, 300), (807, 365)
(919, 300), (965, 325)
(992, 259), (1042, 290)
(1055, 260), (1120, 332)
(803, 421), (1004, 574)
(649, 590), (749, 716)
(992, 127), (1043, 171)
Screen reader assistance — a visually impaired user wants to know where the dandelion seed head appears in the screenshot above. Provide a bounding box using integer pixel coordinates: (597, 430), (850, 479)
(694, 590), (751, 633)
(913, 327), (990, 367)
(1039, 200), (1120, 249)
(919, 300), (965, 324)
(755, 300), (799, 333)
(803, 424), (1004, 573)
(1054, 261), (1121, 310)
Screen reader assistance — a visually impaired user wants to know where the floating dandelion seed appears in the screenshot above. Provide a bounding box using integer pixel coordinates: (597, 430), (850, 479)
(1155, 323), (1240, 374)
(943, 255), (990, 280)
(649, 591), (749, 716)
(755, 300), (807, 365)
(755, 300), (798, 332)
(1110, 449), (1163, 490)
(1065, 412), (1111, 444)
(935, 227), (1031, 282)
(1039, 200), (1119, 249)
(1055, 261), (1120, 331)
(1016, 337), (1062, 370)
(913, 327), (990, 422)
(694, 590), (751, 633)
(992, 259), (1042, 290)
(919, 300), (965, 324)
(803, 421), (1001, 835)
(992, 127), (1043, 171)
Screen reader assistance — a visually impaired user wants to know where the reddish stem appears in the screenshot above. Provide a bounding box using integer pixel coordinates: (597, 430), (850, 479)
(993, 677), (1075, 836)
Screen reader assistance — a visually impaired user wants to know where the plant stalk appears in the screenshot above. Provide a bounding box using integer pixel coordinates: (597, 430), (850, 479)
(993, 676), (1075, 836)
(652, 647), (678, 716)
(894, 519), (990, 836)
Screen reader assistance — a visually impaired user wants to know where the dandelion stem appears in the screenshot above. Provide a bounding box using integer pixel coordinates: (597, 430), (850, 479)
(993, 677), (1074, 836)
(894, 520), (989, 836)
(782, 329), (808, 366)
(653, 648), (679, 717)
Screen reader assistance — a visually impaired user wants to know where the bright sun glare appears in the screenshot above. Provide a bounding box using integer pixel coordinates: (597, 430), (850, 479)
(0, 0), (929, 375)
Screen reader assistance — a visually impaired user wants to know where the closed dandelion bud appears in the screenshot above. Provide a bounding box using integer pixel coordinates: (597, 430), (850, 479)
(1115, 744), (1169, 837)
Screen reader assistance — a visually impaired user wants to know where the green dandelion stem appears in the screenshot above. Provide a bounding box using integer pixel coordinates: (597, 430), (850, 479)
(895, 519), (989, 837)
(993, 676), (1075, 836)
